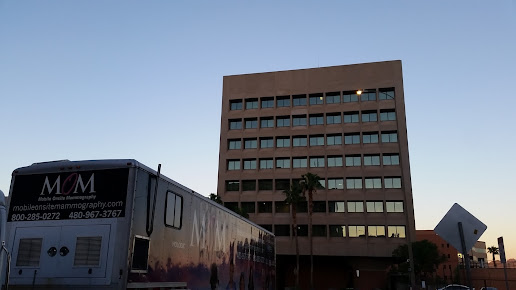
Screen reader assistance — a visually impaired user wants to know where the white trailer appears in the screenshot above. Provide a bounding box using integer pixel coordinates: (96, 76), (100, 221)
(3, 160), (275, 289)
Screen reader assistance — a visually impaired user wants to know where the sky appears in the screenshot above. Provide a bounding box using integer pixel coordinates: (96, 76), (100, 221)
(1, 1), (515, 260)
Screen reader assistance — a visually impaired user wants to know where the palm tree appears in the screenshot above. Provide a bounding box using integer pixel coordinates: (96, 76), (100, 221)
(209, 193), (223, 204)
(487, 246), (499, 268)
(283, 182), (305, 289)
(300, 172), (323, 290)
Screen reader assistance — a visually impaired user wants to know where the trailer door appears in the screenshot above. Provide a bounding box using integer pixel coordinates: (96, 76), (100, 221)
(11, 225), (111, 280)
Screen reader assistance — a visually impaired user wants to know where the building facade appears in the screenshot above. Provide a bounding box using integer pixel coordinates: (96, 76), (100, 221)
(217, 61), (416, 289)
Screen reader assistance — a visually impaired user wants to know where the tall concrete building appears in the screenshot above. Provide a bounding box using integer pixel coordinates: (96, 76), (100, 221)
(217, 60), (415, 289)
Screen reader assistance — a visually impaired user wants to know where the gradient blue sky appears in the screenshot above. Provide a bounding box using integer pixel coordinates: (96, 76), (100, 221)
(1, 1), (515, 259)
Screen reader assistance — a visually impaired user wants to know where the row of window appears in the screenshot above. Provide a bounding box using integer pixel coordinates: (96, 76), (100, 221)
(229, 88), (395, 110)
(227, 154), (399, 171)
(258, 224), (406, 238)
(225, 177), (402, 191)
(227, 132), (398, 150)
(225, 200), (404, 214)
(228, 110), (396, 130)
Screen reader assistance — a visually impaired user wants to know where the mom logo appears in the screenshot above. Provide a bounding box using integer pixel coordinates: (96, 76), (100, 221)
(40, 173), (96, 196)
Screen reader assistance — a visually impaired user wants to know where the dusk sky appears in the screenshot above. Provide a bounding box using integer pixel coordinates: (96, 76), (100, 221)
(1, 1), (515, 259)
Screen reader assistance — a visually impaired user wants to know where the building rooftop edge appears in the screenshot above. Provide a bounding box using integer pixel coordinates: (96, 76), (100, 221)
(223, 59), (402, 78)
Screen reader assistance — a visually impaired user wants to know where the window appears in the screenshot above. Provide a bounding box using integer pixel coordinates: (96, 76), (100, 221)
(296, 225), (308, 236)
(309, 114), (324, 125)
(343, 112), (359, 123)
(379, 88), (395, 100)
(343, 91), (359, 103)
(131, 236), (149, 271)
(226, 202), (239, 212)
(309, 93), (323, 105)
(296, 202), (308, 213)
(275, 201), (290, 214)
(166, 191), (183, 229)
(293, 136), (307, 147)
(345, 155), (361, 167)
(363, 132), (379, 144)
(327, 134), (342, 145)
(344, 133), (360, 145)
(292, 115), (307, 126)
(388, 226), (406, 238)
(276, 158), (290, 169)
(310, 157), (325, 168)
(258, 179), (273, 190)
(329, 201), (345, 213)
(365, 178), (382, 189)
(360, 89), (376, 101)
(313, 201), (326, 213)
(385, 177), (402, 188)
(260, 159), (273, 169)
(292, 157), (307, 168)
(309, 135), (324, 146)
(259, 224), (272, 232)
(367, 201), (384, 213)
(380, 109), (396, 121)
(260, 137), (273, 148)
(386, 201), (404, 213)
(245, 98), (258, 109)
(347, 201), (364, 213)
(325, 92), (340, 104)
(313, 225), (327, 237)
(277, 96), (290, 107)
(242, 180), (256, 191)
(229, 119), (242, 130)
(244, 138), (257, 149)
(346, 178), (362, 189)
(328, 156), (343, 167)
(326, 113), (341, 124)
(261, 97), (274, 108)
(276, 137), (290, 148)
(245, 118), (258, 129)
(382, 131), (398, 143)
(348, 226), (366, 237)
(258, 202), (272, 213)
(276, 116), (290, 127)
(227, 160), (240, 170)
(260, 117), (274, 128)
(383, 154), (400, 165)
(228, 139), (241, 150)
(230, 99), (243, 110)
(362, 111), (378, 122)
(292, 94), (307, 106)
(226, 181), (239, 191)
(364, 155), (380, 166)
(241, 202), (255, 214)
(243, 159), (257, 170)
(327, 178), (344, 189)
(275, 179), (290, 191)
(274, 225), (290, 236)
(368, 226), (386, 237)
(329, 225), (346, 237)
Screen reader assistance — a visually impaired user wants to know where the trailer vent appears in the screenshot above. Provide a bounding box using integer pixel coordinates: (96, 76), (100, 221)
(74, 236), (102, 266)
(16, 238), (42, 267)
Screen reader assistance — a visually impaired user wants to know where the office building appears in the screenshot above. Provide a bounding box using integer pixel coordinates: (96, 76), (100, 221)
(217, 60), (415, 289)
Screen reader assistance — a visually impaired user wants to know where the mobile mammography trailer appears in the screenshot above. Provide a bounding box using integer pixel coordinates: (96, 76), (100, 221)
(4, 159), (275, 289)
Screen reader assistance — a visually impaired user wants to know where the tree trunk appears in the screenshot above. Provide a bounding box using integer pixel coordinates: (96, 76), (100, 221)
(308, 189), (313, 290)
(292, 206), (299, 289)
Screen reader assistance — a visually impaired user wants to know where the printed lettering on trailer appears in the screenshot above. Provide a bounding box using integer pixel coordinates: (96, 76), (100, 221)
(8, 168), (129, 221)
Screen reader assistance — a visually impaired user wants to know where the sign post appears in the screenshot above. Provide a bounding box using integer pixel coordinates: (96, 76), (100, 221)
(498, 237), (509, 290)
